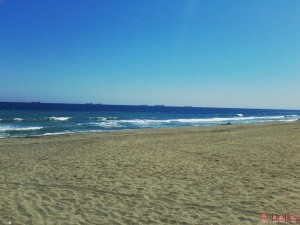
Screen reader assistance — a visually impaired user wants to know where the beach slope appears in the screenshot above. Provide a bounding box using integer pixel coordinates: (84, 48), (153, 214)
(0, 122), (300, 224)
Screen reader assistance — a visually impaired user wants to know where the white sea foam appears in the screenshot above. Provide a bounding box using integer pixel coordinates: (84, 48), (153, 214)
(89, 115), (295, 127)
(117, 115), (291, 125)
(36, 115), (298, 132)
(39, 131), (74, 136)
(97, 117), (107, 120)
(13, 118), (23, 121)
(47, 117), (71, 121)
(98, 121), (122, 128)
(119, 119), (154, 125)
(88, 116), (118, 121)
(279, 119), (298, 122)
(119, 117), (242, 124)
(0, 126), (43, 132)
(106, 117), (118, 120)
(263, 116), (285, 119)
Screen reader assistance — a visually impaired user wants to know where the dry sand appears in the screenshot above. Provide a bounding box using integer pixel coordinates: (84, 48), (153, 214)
(0, 122), (300, 225)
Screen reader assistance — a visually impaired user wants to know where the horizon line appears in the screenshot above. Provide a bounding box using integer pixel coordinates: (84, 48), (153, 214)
(0, 101), (299, 111)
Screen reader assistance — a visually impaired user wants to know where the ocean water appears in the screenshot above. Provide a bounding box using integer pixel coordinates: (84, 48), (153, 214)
(0, 102), (299, 138)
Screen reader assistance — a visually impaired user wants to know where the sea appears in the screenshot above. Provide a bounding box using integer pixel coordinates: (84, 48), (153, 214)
(0, 102), (299, 138)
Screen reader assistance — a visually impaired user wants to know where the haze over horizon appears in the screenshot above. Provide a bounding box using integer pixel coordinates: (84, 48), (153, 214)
(1, 1), (300, 109)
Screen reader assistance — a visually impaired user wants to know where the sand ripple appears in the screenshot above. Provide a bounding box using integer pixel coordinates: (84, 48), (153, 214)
(0, 122), (300, 224)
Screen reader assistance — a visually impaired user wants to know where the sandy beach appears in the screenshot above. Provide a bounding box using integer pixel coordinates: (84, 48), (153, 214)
(0, 121), (299, 225)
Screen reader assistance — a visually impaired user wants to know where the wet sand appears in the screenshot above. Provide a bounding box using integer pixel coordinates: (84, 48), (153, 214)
(0, 122), (300, 225)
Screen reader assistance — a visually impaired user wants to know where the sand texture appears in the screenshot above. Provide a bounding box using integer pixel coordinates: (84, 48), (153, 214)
(0, 122), (300, 225)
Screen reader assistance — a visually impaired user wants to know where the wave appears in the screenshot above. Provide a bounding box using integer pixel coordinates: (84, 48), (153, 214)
(37, 131), (74, 136)
(119, 115), (286, 124)
(89, 116), (118, 121)
(90, 121), (122, 128)
(13, 118), (24, 122)
(46, 117), (72, 121)
(0, 117), (72, 123)
(0, 114), (296, 124)
(106, 117), (118, 120)
(0, 126), (44, 132)
(279, 119), (298, 122)
(89, 117), (103, 120)
(100, 122), (122, 128)
(0, 118), (34, 123)
(88, 115), (296, 128)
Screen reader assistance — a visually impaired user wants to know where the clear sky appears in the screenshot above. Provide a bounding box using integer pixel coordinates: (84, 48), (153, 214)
(0, 0), (299, 109)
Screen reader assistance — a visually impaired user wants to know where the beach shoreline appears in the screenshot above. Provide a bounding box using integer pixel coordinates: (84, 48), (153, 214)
(0, 121), (299, 224)
(3, 120), (299, 140)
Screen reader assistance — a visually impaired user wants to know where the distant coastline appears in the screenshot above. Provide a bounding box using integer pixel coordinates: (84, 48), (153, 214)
(0, 101), (299, 111)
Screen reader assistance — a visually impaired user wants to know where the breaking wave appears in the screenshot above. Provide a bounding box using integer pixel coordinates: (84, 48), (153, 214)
(89, 116), (118, 121)
(0, 126), (44, 132)
(37, 131), (74, 136)
(0, 109), (298, 138)
(88, 115), (298, 129)
(13, 118), (24, 122)
(46, 117), (72, 121)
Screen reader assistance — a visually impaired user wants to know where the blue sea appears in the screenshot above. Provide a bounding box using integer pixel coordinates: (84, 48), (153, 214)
(0, 102), (299, 138)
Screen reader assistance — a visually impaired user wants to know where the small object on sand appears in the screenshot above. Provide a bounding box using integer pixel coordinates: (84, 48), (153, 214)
(220, 122), (232, 125)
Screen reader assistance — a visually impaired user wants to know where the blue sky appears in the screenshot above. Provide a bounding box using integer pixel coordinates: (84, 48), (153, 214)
(0, 0), (299, 109)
